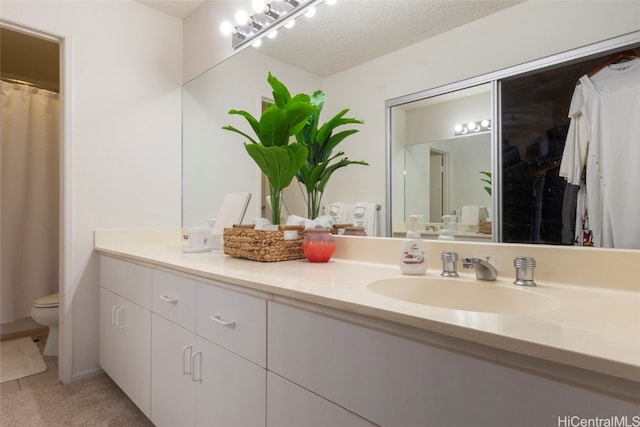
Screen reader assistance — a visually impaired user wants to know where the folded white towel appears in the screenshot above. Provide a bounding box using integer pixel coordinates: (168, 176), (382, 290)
(461, 206), (480, 225)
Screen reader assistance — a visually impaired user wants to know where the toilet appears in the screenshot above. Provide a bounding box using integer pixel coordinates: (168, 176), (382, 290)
(30, 293), (59, 356)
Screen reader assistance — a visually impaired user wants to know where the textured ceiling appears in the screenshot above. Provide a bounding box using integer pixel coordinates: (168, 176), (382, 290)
(137, 0), (205, 19)
(139, 0), (522, 77)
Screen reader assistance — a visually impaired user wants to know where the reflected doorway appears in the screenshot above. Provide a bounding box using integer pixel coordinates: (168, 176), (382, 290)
(428, 150), (448, 223)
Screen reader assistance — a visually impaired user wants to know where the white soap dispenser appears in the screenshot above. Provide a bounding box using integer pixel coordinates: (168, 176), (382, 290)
(400, 215), (427, 275)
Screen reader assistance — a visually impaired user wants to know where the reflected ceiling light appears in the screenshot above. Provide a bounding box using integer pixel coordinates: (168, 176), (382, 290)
(267, 30), (278, 39)
(222, 0), (329, 50)
(235, 10), (249, 25)
(252, 38), (262, 48)
(454, 119), (492, 136)
(220, 20), (234, 36)
(252, 0), (266, 13)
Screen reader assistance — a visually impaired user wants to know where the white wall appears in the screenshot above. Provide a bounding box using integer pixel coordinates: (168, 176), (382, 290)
(1, 1), (182, 382)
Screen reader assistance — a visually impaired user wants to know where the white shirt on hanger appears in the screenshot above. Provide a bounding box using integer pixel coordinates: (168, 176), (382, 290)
(560, 58), (640, 249)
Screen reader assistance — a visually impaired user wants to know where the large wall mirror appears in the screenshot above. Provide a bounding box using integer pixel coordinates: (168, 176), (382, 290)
(183, 0), (640, 250)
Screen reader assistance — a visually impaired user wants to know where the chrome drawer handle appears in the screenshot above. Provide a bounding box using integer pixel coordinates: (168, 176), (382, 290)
(210, 315), (236, 329)
(160, 295), (178, 305)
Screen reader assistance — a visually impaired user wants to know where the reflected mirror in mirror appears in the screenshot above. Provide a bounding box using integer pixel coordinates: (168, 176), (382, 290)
(391, 84), (493, 242)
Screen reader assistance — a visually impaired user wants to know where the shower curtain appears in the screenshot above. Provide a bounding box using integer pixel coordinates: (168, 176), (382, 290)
(1, 81), (60, 324)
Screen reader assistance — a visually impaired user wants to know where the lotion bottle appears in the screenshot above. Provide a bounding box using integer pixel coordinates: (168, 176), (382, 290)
(400, 215), (427, 275)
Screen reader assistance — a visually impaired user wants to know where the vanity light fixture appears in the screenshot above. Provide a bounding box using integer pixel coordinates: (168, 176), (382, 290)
(454, 119), (492, 136)
(220, 0), (335, 50)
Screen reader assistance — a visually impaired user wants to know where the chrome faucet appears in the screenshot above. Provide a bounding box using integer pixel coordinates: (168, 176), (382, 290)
(462, 256), (498, 281)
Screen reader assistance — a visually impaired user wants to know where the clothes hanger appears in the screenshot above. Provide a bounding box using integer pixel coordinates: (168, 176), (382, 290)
(585, 49), (640, 78)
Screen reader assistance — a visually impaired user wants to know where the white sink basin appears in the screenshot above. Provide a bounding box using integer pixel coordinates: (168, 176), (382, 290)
(367, 277), (561, 314)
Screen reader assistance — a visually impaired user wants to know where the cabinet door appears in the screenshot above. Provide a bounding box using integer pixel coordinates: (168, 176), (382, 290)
(99, 288), (124, 384)
(99, 287), (151, 417)
(151, 314), (196, 427)
(195, 336), (266, 427)
(100, 256), (152, 309)
(267, 372), (374, 427)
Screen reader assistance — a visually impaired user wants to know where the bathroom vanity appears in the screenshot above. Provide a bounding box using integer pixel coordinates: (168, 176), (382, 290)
(95, 229), (639, 426)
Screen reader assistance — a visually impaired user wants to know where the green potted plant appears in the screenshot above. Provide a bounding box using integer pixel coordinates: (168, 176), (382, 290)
(295, 90), (367, 219)
(222, 73), (316, 224)
(480, 171), (492, 196)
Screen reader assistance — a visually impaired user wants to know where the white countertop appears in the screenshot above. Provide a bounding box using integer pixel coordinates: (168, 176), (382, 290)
(94, 229), (640, 387)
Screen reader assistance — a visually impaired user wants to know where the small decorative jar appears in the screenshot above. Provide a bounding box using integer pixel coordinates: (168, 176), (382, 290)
(302, 228), (336, 263)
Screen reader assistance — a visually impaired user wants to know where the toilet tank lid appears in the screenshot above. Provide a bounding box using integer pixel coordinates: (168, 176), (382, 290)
(34, 293), (59, 307)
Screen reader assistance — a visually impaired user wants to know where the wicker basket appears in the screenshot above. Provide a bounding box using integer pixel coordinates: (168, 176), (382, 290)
(479, 220), (492, 235)
(223, 225), (306, 262)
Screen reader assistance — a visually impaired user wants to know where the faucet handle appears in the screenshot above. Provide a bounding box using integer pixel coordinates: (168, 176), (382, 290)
(440, 251), (459, 277)
(514, 256), (536, 287)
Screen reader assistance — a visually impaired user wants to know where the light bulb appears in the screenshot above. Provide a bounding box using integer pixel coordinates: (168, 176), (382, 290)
(268, 30), (278, 39)
(252, 38), (262, 48)
(251, 0), (266, 13)
(284, 19), (296, 29)
(467, 121), (477, 132)
(235, 9), (249, 25)
(481, 119), (491, 128)
(454, 124), (463, 133)
(304, 6), (316, 18)
(220, 20), (234, 36)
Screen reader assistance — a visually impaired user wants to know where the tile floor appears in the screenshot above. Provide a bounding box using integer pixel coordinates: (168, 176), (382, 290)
(0, 333), (60, 396)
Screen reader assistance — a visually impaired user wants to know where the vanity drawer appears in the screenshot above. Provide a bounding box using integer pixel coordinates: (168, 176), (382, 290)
(100, 256), (152, 309)
(196, 282), (266, 367)
(152, 270), (197, 331)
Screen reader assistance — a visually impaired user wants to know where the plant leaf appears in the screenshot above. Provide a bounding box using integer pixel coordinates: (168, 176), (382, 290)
(244, 143), (308, 191)
(316, 109), (364, 144)
(259, 106), (289, 147)
(268, 72), (291, 108)
(221, 125), (259, 145)
(227, 109), (260, 139)
(323, 129), (360, 155)
(285, 98), (317, 136)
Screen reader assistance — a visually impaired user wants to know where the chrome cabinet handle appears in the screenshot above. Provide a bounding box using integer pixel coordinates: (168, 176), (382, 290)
(160, 295), (178, 305)
(181, 345), (192, 375)
(191, 351), (202, 383)
(210, 315), (236, 329)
